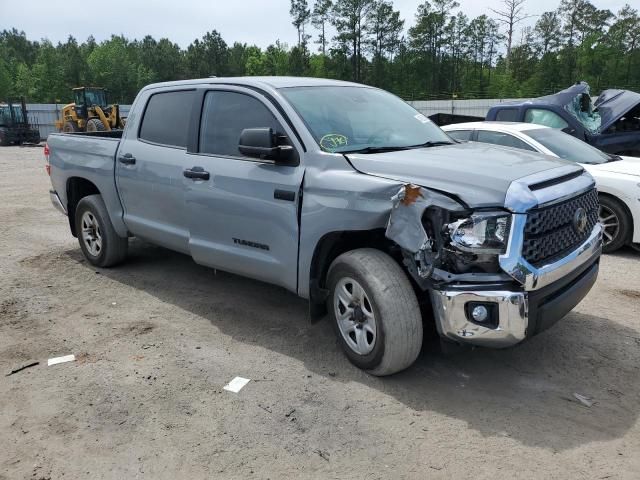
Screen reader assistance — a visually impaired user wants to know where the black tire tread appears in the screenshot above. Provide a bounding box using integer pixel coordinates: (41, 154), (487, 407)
(86, 118), (106, 132)
(328, 248), (423, 376)
(600, 195), (631, 253)
(75, 194), (127, 267)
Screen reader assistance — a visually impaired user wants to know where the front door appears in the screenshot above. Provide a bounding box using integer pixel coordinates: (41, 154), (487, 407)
(183, 87), (304, 292)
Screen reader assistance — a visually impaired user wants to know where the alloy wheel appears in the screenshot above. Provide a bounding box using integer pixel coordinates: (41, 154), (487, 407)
(334, 277), (377, 355)
(599, 205), (620, 247)
(81, 211), (102, 256)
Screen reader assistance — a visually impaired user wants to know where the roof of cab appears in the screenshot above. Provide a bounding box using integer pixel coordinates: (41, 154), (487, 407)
(142, 76), (365, 91)
(442, 121), (551, 132)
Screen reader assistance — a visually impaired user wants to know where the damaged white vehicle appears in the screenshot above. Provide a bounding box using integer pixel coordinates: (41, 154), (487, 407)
(46, 78), (602, 375)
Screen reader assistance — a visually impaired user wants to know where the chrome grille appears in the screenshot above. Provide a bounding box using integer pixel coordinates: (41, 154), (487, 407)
(522, 188), (599, 266)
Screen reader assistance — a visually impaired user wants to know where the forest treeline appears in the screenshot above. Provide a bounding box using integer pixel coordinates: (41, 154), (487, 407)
(1, 0), (639, 104)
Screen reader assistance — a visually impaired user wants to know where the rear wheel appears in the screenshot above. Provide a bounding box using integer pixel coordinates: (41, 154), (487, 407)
(599, 195), (630, 253)
(327, 249), (423, 376)
(86, 118), (106, 132)
(75, 195), (127, 267)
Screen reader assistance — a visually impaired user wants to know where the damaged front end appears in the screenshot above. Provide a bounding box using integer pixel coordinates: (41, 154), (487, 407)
(385, 184), (513, 290)
(385, 184), (528, 347)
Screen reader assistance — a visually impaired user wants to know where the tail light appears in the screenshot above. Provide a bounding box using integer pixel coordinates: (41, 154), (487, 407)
(44, 143), (50, 175)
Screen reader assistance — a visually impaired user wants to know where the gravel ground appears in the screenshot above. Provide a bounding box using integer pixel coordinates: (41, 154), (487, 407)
(1, 145), (639, 480)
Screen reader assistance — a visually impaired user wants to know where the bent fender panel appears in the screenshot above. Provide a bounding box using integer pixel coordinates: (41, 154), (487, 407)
(385, 184), (463, 254)
(298, 153), (467, 299)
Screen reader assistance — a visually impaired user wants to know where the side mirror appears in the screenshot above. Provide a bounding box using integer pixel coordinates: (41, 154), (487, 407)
(238, 127), (295, 164)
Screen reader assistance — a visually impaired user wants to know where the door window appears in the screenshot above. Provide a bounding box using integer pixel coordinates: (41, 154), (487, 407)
(199, 91), (284, 157)
(476, 130), (537, 151)
(139, 90), (195, 148)
(524, 108), (569, 129)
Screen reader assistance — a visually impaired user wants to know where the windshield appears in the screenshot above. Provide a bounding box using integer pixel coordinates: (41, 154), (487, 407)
(0, 105), (24, 124)
(82, 89), (107, 107)
(11, 106), (24, 123)
(566, 90), (601, 134)
(525, 127), (610, 164)
(280, 86), (452, 153)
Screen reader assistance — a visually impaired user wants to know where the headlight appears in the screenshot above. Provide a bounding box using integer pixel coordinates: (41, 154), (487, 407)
(449, 212), (511, 254)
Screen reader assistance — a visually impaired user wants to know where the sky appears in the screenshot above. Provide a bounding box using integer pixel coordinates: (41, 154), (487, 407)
(0, 0), (631, 50)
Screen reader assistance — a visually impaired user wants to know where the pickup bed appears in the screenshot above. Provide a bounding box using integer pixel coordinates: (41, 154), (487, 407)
(46, 77), (603, 375)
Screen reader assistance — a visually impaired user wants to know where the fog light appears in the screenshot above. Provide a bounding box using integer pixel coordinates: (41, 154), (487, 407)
(465, 302), (498, 329)
(471, 305), (489, 323)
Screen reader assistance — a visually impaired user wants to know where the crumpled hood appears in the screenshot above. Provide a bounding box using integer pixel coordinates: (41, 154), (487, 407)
(587, 156), (640, 177)
(594, 89), (640, 132)
(346, 142), (577, 208)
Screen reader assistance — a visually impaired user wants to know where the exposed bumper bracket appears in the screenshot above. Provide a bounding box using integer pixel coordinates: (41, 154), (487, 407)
(49, 190), (67, 216)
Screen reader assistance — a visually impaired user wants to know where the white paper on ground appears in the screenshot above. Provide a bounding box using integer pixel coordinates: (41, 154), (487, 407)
(223, 376), (250, 393)
(47, 354), (76, 366)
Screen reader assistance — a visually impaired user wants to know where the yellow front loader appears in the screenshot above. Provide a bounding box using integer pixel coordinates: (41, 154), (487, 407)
(55, 87), (125, 133)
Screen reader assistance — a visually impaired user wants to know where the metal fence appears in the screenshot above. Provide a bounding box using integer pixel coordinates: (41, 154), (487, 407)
(25, 104), (132, 139)
(26, 99), (524, 139)
(407, 98), (530, 118)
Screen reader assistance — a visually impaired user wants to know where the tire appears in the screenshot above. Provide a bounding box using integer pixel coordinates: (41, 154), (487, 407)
(0, 128), (9, 146)
(326, 248), (423, 376)
(86, 118), (106, 132)
(599, 195), (631, 253)
(75, 195), (128, 267)
(62, 121), (79, 133)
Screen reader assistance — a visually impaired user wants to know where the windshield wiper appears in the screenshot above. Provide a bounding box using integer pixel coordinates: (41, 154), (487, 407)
(339, 145), (412, 154)
(607, 154), (622, 162)
(340, 140), (455, 154)
(406, 140), (455, 148)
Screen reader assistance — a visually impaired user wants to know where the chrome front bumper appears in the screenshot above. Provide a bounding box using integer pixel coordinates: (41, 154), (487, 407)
(49, 190), (67, 215)
(431, 222), (602, 348)
(430, 289), (528, 347)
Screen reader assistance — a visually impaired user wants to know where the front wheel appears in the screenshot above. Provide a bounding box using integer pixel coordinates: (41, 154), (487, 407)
(75, 194), (128, 267)
(599, 195), (630, 253)
(327, 249), (423, 376)
(86, 118), (106, 132)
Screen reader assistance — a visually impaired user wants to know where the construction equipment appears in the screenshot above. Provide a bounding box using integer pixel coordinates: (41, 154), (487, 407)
(0, 97), (41, 146)
(55, 87), (125, 133)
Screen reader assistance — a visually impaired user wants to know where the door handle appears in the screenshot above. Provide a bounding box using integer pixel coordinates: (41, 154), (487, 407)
(274, 189), (296, 201)
(118, 153), (136, 165)
(183, 166), (210, 181)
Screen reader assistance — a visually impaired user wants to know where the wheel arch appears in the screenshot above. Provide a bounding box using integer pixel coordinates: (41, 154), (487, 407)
(598, 191), (634, 244)
(308, 228), (397, 320)
(66, 177), (101, 237)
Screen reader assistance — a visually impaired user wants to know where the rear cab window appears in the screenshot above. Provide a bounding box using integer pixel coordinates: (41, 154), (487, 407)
(495, 108), (519, 122)
(139, 90), (195, 148)
(476, 130), (537, 151)
(447, 130), (473, 141)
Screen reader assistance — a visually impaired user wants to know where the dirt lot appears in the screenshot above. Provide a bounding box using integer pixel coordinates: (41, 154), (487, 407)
(1, 145), (639, 479)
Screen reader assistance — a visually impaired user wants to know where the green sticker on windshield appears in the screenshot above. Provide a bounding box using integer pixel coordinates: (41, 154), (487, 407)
(320, 134), (348, 152)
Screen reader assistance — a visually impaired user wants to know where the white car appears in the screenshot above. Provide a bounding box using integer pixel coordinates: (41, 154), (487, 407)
(442, 121), (640, 253)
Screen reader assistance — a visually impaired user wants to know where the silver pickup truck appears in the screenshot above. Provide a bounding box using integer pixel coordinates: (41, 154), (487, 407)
(46, 77), (602, 375)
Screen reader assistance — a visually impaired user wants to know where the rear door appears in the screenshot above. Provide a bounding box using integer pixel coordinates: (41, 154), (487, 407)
(183, 87), (305, 292)
(116, 89), (196, 253)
